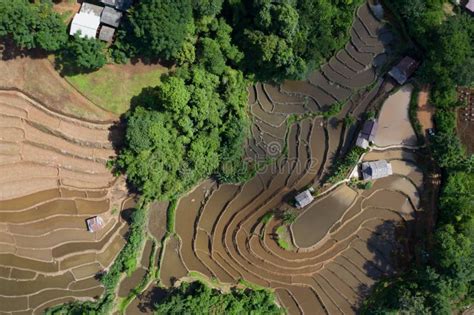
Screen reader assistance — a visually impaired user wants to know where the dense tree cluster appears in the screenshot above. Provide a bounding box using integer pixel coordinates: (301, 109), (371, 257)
(363, 3), (474, 313)
(117, 0), (195, 61)
(0, 0), (107, 74)
(114, 0), (362, 82)
(0, 0), (67, 51)
(117, 16), (250, 200)
(154, 281), (281, 314)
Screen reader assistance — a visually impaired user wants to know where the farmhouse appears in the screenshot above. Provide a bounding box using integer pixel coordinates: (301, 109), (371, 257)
(356, 119), (378, 149)
(86, 216), (105, 233)
(295, 190), (314, 209)
(388, 56), (419, 85)
(361, 160), (393, 180)
(69, 3), (103, 38)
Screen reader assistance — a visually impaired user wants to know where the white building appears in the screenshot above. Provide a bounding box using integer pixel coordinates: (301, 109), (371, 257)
(69, 3), (103, 39)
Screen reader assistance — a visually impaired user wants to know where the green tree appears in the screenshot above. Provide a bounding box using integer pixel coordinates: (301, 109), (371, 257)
(56, 34), (106, 73)
(0, 0), (67, 51)
(118, 0), (194, 61)
(192, 0), (223, 18)
(430, 132), (466, 170)
(154, 281), (281, 314)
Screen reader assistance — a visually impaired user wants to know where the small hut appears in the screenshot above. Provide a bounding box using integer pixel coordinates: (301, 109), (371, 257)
(361, 160), (393, 180)
(295, 190), (314, 209)
(356, 119), (378, 149)
(99, 25), (115, 43)
(388, 57), (419, 85)
(86, 216), (105, 233)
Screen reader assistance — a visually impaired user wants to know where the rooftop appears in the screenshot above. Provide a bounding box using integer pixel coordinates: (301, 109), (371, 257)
(356, 119), (378, 149)
(295, 190), (314, 209)
(99, 25), (115, 42)
(80, 2), (104, 17)
(101, 6), (122, 28)
(70, 12), (101, 38)
(86, 216), (105, 233)
(388, 56), (419, 85)
(361, 160), (393, 180)
(467, 0), (474, 12)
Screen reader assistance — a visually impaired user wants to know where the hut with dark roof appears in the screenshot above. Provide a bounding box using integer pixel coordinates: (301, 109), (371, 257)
(101, 6), (122, 28)
(388, 57), (419, 85)
(356, 119), (378, 149)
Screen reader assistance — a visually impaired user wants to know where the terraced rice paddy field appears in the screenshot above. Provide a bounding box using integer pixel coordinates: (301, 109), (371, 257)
(149, 3), (425, 315)
(0, 90), (130, 314)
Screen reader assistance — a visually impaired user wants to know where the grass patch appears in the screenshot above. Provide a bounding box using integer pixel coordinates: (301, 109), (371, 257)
(238, 279), (272, 292)
(408, 83), (425, 145)
(166, 199), (177, 234)
(275, 226), (293, 251)
(65, 64), (167, 114)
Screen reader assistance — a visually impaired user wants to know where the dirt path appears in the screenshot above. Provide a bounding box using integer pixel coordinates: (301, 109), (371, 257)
(417, 85), (434, 132)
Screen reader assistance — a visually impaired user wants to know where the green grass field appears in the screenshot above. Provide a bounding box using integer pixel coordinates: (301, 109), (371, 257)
(66, 64), (167, 115)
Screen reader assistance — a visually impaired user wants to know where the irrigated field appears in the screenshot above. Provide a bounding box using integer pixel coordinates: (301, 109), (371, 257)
(151, 3), (424, 315)
(0, 90), (129, 314)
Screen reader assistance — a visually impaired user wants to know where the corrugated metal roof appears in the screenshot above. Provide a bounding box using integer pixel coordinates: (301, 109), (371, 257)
(361, 160), (393, 180)
(99, 25), (115, 42)
(101, 6), (122, 27)
(70, 12), (100, 38)
(295, 190), (314, 208)
(467, 0), (474, 12)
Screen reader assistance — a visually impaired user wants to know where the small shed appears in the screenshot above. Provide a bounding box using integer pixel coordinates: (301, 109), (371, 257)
(467, 0), (474, 12)
(101, 0), (132, 11)
(356, 119), (378, 149)
(99, 25), (115, 42)
(86, 216), (105, 233)
(361, 160), (393, 180)
(70, 3), (103, 39)
(80, 2), (104, 16)
(295, 190), (314, 209)
(101, 6), (122, 28)
(388, 57), (419, 85)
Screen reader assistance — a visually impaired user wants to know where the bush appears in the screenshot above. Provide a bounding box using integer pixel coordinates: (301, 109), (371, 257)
(325, 147), (366, 184)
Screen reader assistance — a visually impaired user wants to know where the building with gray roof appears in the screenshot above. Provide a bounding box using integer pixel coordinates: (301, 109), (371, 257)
(356, 119), (378, 149)
(388, 56), (419, 85)
(361, 160), (393, 180)
(99, 25), (115, 42)
(295, 190), (314, 209)
(100, 0), (133, 11)
(101, 6), (122, 28)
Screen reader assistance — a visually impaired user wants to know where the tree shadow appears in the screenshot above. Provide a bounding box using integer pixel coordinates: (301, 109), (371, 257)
(355, 218), (417, 311)
(0, 38), (48, 61)
(135, 285), (169, 313)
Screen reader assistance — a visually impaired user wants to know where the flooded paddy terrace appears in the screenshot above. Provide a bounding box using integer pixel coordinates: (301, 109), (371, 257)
(0, 90), (130, 314)
(154, 3), (425, 315)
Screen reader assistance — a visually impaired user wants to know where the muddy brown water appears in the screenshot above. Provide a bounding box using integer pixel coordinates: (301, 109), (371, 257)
(159, 236), (188, 287)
